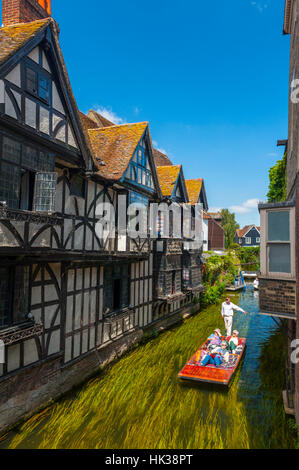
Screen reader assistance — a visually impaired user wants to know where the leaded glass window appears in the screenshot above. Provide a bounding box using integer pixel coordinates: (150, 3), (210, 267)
(38, 76), (50, 102)
(125, 137), (154, 190)
(0, 133), (56, 211)
(0, 161), (20, 209)
(3, 137), (21, 164)
(0, 266), (30, 330)
(23, 145), (38, 170)
(25, 66), (50, 104)
(26, 67), (38, 95)
(34, 172), (57, 212)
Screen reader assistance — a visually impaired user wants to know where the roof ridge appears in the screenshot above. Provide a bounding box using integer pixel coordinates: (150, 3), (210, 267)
(0, 17), (52, 30)
(88, 121), (148, 131)
(157, 164), (181, 169)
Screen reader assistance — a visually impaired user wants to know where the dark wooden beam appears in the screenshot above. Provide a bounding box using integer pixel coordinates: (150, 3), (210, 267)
(277, 139), (288, 147)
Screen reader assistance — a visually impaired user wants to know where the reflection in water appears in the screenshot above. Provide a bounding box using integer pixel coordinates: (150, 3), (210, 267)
(0, 285), (295, 449)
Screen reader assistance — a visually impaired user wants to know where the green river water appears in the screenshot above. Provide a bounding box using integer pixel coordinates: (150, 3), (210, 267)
(0, 286), (296, 449)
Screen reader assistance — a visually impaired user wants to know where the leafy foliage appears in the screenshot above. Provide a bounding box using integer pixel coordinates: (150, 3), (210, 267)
(267, 151), (287, 203)
(221, 209), (240, 249)
(233, 245), (260, 271)
(201, 282), (226, 309)
(201, 252), (241, 308)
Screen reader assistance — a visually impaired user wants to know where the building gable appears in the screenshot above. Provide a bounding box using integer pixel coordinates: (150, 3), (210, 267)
(185, 179), (208, 211)
(243, 225), (260, 238)
(123, 132), (156, 193)
(172, 169), (188, 203)
(0, 20), (91, 169)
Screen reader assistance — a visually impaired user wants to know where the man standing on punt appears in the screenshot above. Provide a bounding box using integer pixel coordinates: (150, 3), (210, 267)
(221, 297), (247, 337)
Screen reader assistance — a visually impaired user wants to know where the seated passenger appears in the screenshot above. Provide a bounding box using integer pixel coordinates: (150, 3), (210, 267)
(201, 341), (229, 368)
(207, 328), (222, 347)
(226, 330), (242, 353)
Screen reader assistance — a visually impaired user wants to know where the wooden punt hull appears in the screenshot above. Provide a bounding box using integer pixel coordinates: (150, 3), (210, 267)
(178, 338), (247, 386)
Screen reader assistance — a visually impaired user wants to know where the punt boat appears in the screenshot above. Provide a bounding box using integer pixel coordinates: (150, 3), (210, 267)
(178, 337), (247, 386)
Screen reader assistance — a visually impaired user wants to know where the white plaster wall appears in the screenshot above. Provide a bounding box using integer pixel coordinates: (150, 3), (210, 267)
(5, 64), (21, 87)
(23, 339), (39, 366)
(203, 219), (209, 251)
(28, 47), (39, 63)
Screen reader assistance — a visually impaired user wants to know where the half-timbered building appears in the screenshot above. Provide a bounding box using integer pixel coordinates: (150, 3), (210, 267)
(0, 0), (205, 433)
(153, 166), (204, 322)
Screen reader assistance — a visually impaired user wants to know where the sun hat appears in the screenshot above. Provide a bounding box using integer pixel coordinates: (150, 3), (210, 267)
(233, 330), (239, 335)
(214, 329), (221, 335)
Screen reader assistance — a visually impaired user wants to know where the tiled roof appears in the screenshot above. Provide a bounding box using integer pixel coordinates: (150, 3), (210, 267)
(203, 211), (211, 220)
(185, 179), (203, 205)
(0, 18), (51, 66)
(153, 149), (173, 167)
(79, 111), (98, 133)
(156, 165), (181, 197)
(208, 212), (222, 220)
(88, 122), (148, 180)
(78, 111), (98, 151)
(87, 109), (115, 128)
(236, 225), (260, 238)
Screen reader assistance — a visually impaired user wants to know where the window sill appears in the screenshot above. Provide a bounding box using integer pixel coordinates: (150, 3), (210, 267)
(0, 322), (43, 345)
(259, 274), (296, 282)
(0, 207), (63, 226)
(156, 292), (186, 303)
(103, 307), (135, 324)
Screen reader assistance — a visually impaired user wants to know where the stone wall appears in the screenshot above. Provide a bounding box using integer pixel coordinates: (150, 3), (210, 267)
(259, 277), (296, 316)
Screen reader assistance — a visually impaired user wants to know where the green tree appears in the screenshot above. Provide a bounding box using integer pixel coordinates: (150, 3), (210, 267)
(267, 151), (287, 202)
(221, 209), (240, 249)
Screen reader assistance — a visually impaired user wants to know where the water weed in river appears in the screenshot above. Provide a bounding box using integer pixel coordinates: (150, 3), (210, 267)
(0, 289), (296, 449)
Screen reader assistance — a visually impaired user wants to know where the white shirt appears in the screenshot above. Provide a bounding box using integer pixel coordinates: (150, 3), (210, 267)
(221, 302), (245, 318)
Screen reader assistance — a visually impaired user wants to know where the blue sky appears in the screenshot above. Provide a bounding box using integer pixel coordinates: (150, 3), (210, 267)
(2, 1), (290, 227)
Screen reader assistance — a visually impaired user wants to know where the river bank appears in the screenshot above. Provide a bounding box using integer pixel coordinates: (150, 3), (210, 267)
(0, 286), (295, 449)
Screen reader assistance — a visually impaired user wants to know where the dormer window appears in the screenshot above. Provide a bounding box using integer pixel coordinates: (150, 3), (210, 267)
(25, 66), (50, 104)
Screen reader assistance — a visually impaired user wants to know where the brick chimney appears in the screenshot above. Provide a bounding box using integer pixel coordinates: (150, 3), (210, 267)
(2, 0), (51, 26)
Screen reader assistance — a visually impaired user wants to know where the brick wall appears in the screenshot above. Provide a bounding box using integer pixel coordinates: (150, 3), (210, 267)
(259, 277), (296, 315)
(2, 0), (50, 26)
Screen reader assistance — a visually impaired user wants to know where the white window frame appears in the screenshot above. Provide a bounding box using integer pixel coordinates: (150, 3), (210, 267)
(245, 237), (251, 244)
(256, 237), (260, 243)
(260, 206), (295, 280)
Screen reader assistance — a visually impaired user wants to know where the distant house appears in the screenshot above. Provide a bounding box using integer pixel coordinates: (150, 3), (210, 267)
(203, 212), (225, 251)
(235, 225), (261, 247)
(184, 179), (224, 251)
